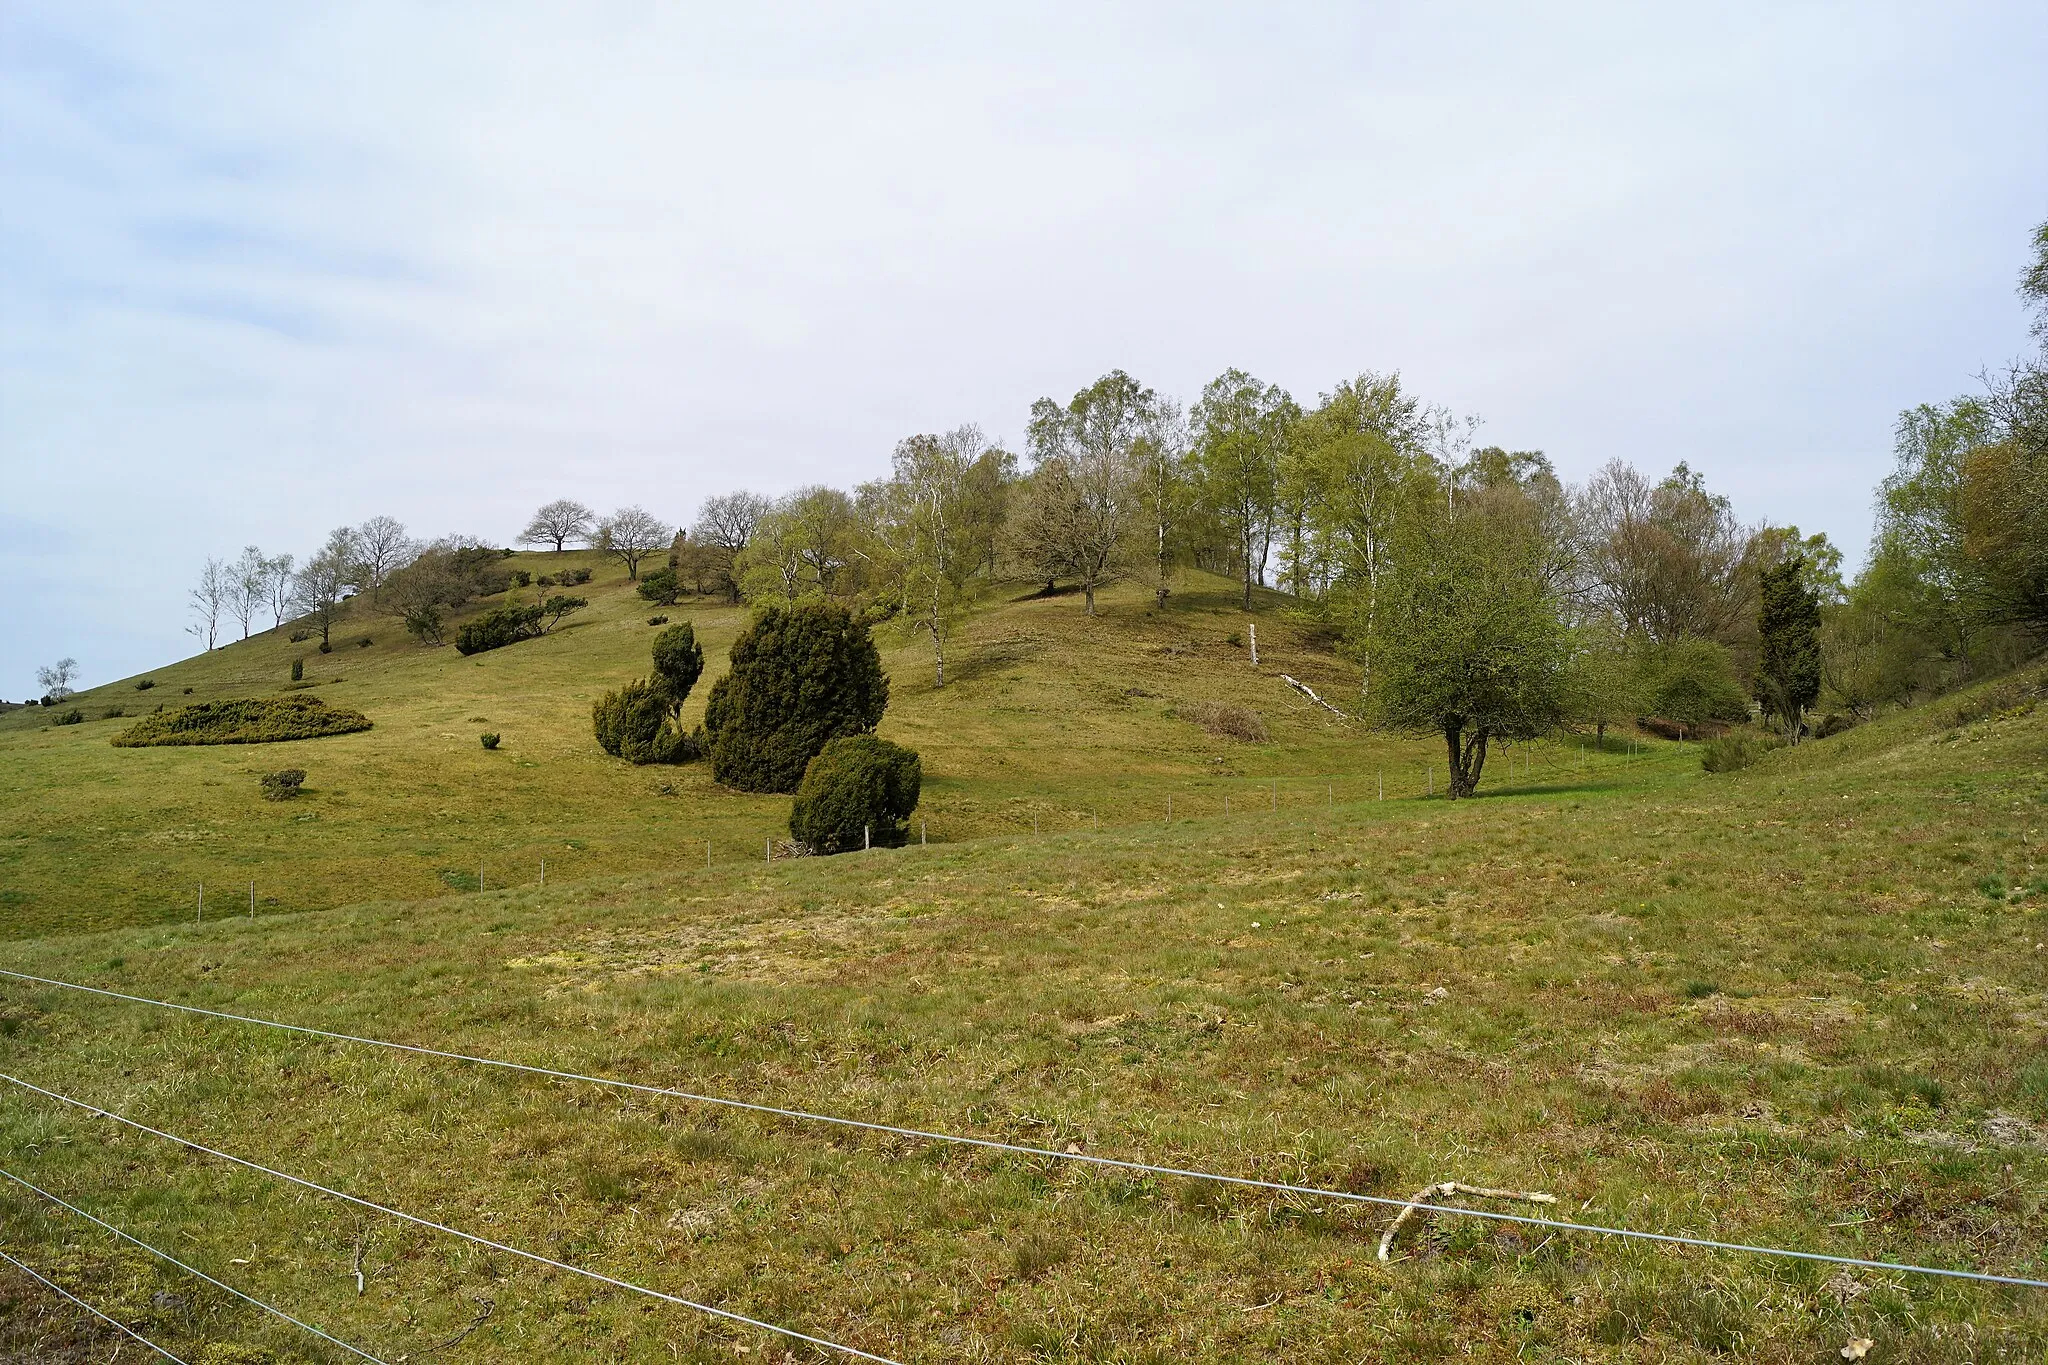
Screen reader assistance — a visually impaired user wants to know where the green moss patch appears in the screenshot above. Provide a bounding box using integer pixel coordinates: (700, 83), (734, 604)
(111, 696), (372, 747)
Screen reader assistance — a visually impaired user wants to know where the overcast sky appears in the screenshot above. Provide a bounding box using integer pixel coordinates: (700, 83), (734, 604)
(3, 2), (2045, 692)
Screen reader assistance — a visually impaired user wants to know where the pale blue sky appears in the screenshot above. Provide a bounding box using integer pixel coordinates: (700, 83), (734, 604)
(3, 2), (2045, 691)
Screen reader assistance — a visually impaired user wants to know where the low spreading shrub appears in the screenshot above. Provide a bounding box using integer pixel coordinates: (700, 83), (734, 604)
(555, 566), (592, 586)
(511, 570), (531, 587)
(259, 768), (306, 801)
(480, 732), (501, 750)
(1813, 712), (1858, 739)
(1178, 699), (1268, 742)
(536, 574), (555, 587)
(646, 616), (669, 626)
(112, 696), (372, 747)
(789, 734), (922, 853)
(288, 629), (312, 643)
(100, 707), (124, 720)
(356, 636), (373, 648)
(637, 567), (682, 606)
(134, 679), (154, 691)
(53, 709), (83, 726)
(318, 640), (332, 654)
(454, 597), (586, 655)
(1700, 730), (1779, 773)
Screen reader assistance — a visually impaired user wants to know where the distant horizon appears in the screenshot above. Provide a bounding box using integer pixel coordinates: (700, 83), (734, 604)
(5, 2), (2046, 692)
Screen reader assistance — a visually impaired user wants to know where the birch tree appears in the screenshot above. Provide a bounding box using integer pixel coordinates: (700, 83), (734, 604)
(1024, 370), (1158, 615)
(187, 556), (229, 651)
(1194, 368), (1296, 610)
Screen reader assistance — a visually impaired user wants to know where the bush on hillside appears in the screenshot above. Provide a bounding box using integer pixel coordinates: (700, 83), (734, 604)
(1700, 730), (1779, 773)
(1178, 699), (1268, 742)
(53, 709), (82, 726)
(1641, 638), (1749, 734)
(290, 658), (304, 681)
(703, 602), (889, 793)
(134, 678), (154, 691)
(789, 734), (921, 853)
(557, 566), (592, 586)
(637, 567), (682, 606)
(592, 623), (707, 765)
(646, 615), (668, 626)
(456, 604), (542, 655)
(112, 696), (372, 747)
(259, 768), (306, 800)
(480, 732), (501, 750)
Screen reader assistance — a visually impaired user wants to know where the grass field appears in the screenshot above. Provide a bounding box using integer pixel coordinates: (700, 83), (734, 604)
(1, 568), (2045, 1361)
(0, 558), (1531, 941)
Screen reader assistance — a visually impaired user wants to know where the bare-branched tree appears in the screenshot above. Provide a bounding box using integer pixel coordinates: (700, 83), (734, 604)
(520, 500), (597, 553)
(594, 506), (673, 581)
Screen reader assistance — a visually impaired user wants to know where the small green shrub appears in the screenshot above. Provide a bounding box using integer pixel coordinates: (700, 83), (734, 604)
(637, 567), (682, 606)
(356, 636), (373, 648)
(318, 640), (332, 654)
(480, 732), (501, 750)
(536, 574), (556, 587)
(290, 658), (304, 682)
(134, 678), (154, 691)
(113, 697), (372, 747)
(556, 566), (592, 585)
(259, 768), (306, 801)
(182, 687), (194, 694)
(511, 570), (531, 587)
(53, 709), (83, 726)
(646, 615), (669, 626)
(789, 734), (922, 854)
(288, 629), (311, 643)
(1700, 730), (1778, 773)
(100, 707), (124, 720)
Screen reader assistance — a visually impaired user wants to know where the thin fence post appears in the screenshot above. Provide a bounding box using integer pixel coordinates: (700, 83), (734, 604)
(249, 881), (255, 920)
(540, 858), (545, 888)
(1224, 795), (1230, 816)
(480, 863), (485, 893)
(196, 883), (202, 926)
(1378, 769), (1383, 801)
(864, 824), (871, 851)
(1327, 782), (1332, 808)
(1270, 781), (1276, 811)
(1427, 766), (1432, 797)
(766, 838), (772, 863)
(921, 820), (927, 846)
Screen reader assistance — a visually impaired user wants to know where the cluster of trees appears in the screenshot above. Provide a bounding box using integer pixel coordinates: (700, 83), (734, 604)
(1833, 220), (2048, 711)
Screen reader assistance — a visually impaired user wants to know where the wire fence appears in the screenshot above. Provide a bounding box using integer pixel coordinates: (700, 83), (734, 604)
(5, 969), (2043, 1295)
(0, 1166), (388, 1363)
(0, 1244), (192, 1364)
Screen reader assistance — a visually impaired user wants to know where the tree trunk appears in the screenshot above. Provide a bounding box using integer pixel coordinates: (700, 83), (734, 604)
(1444, 723), (1489, 799)
(1083, 580), (1097, 616)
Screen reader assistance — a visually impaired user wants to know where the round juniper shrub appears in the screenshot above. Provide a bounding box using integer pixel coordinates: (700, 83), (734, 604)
(788, 734), (921, 853)
(592, 678), (697, 764)
(704, 602), (888, 793)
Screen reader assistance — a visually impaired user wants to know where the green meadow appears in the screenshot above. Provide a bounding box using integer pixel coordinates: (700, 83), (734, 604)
(1, 563), (2044, 1361)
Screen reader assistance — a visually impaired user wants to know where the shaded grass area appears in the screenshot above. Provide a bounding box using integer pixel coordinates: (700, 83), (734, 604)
(0, 663), (2043, 1360)
(0, 561), (1652, 939)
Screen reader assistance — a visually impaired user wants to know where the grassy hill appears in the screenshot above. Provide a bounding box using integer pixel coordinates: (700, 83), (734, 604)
(1, 565), (2044, 1361)
(0, 556), (1618, 940)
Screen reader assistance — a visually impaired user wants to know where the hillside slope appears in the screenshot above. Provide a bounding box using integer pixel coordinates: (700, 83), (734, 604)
(0, 559), (1655, 939)
(0, 660), (2042, 1360)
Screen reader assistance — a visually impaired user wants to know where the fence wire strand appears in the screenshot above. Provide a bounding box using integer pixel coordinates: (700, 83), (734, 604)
(0, 1070), (905, 1365)
(0, 1243), (192, 1364)
(3, 968), (2046, 1291)
(0, 1165), (389, 1363)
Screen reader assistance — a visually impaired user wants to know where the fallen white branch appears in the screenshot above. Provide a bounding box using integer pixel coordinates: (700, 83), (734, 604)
(1376, 1180), (1559, 1262)
(1279, 674), (1349, 719)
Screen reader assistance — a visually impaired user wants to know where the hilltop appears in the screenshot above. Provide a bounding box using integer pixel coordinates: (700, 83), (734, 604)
(1, 561), (2045, 1360)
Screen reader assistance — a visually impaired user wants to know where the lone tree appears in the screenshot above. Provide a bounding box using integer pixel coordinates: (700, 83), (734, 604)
(596, 506), (673, 581)
(36, 658), (79, 701)
(1022, 370), (1161, 614)
(1370, 484), (1572, 799)
(290, 529), (359, 649)
(353, 516), (418, 601)
(1755, 552), (1822, 740)
(520, 499), (596, 553)
(593, 622), (705, 764)
(703, 602), (888, 792)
